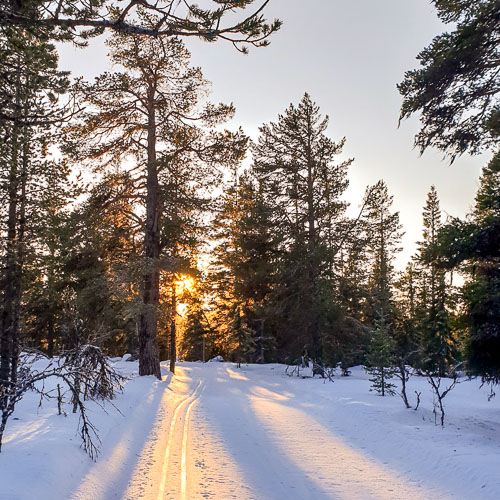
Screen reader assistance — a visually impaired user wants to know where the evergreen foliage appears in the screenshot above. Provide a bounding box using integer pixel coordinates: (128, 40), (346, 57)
(0, 29), (71, 446)
(365, 312), (397, 397)
(362, 181), (404, 323)
(252, 93), (353, 361)
(66, 32), (246, 377)
(434, 152), (500, 383)
(181, 304), (212, 363)
(226, 305), (256, 368)
(415, 186), (457, 376)
(0, 1), (280, 48)
(398, 0), (500, 160)
(210, 168), (278, 363)
(1, 0), (499, 453)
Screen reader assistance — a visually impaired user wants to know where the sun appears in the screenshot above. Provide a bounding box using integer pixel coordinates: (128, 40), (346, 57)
(175, 275), (195, 294)
(177, 303), (188, 318)
(174, 275), (196, 318)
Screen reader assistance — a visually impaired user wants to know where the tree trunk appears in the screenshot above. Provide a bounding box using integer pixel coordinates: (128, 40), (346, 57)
(257, 317), (265, 363)
(169, 281), (176, 374)
(47, 311), (55, 358)
(0, 66), (30, 453)
(399, 360), (410, 408)
(306, 139), (321, 360)
(47, 250), (55, 357)
(0, 114), (21, 410)
(0, 408), (10, 453)
(10, 122), (28, 391)
(138, 86), (161, 379)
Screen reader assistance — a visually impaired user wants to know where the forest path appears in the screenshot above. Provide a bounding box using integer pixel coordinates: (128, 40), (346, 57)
(122, 362), (448, 500)
(5, 359), (497, 500)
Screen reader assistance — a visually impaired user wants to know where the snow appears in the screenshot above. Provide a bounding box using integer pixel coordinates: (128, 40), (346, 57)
(1, 359), (499, 499)
(208, 355), (224, 363)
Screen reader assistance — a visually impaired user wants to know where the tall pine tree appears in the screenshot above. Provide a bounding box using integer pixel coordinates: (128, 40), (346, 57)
(252, 93), (352, 360)
(67, 31), (246, 378)
(415, 186), (456, 376)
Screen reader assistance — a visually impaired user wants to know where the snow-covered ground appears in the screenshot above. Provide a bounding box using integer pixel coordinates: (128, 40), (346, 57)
(1, 358), (499, 499)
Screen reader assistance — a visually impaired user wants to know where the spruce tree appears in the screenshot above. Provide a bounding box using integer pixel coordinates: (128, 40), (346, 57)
(365, 312), (398, 397)
(210, 168), (277, 362)
(237, 177), (277, 362)
(56, 174), (141, 355)
(252, 93), (352, 360)
(21, 158), (78, 356)
(181, 302), (212, 363)
(159, 136), (225, 373)
(464, 153), (500, 383)
(362, 180), (404, 323)
(326, 221), (371, 371)
(415, 186), (456, 376)
(434, 153), (499, 383)
(394, 262), (422, 407)
(226, 305), (256, 368)
(0, 29), (69, 452)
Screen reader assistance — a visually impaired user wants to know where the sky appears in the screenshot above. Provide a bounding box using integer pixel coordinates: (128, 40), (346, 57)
(57, 0), (491, 269)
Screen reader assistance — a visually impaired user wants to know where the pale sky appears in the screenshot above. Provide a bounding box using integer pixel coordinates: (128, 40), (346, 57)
(58, 0), (490, 269)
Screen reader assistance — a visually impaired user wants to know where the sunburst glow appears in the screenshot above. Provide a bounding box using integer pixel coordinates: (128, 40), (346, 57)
(175, 275), (196, 318)
(175, 276), (195, 294)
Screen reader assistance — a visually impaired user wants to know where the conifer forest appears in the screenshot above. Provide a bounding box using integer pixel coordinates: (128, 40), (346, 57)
(0, 1), (499, 499)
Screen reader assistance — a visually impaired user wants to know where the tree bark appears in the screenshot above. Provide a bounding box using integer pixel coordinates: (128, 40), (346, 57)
(47, 249), (56, 357)
(398, 360), (411, 409)
(0, 106), (27, 430)
(0, 113), (21, 407)
(169, 281), (176, 374)
(138, 86), (161, 379)
(306, 129), (321, 360)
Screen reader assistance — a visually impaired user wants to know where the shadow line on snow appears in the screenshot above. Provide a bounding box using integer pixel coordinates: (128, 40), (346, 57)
(69, 368), (175, 500)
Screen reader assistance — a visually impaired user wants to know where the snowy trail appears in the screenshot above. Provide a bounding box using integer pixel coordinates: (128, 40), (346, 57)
(4, 359), (498, 500)
(177, 363), (448, 500)
(157, 379), (204, 500)
(115, 361), (495, 500)
(71, 369), (204, 500)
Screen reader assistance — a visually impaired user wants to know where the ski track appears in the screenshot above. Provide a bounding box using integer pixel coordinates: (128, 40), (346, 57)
(182, 364), (448, 500)
(44, 361), (497, 500)
(157, 380), (204, 500)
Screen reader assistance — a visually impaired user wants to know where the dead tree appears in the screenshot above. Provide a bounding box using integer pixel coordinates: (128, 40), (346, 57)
(0, 347), (125, 459)
(396, 359), (411, 409)
(426, 367), (460, 426)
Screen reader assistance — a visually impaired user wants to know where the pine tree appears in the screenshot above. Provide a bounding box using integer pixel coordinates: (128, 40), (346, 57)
(1, 1), (280, 48)
(365, 312), (398, 397)
(415, 186), (456, 376)
(398, 0), (499, 160)
(362, 181), (404, 323)
(226, 305), (256, 368)
(252, 93), (353, 360)
(67, 32), (246, 378)
(0, 30), (70, 452)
